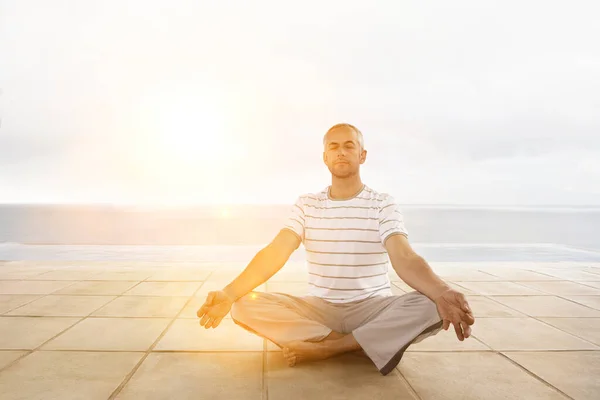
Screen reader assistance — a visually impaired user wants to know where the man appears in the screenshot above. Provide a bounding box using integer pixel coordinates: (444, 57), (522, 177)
(197, 123), (475, 375)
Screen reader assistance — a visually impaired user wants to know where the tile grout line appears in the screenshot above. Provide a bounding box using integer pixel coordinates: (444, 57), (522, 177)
(107, 270), (215, 400)
(2, 268), (215, 316)
(497, 352), (576, 400)
(467, 295), (600, 349)
(1, 277), (150, 317)
(0, 283), (135, 374)
(0, 268), (162, 315)
(262, 338), (268, 400)
(0, 279), (84, 315)
(0, 269), (211, 374)
(393, 368), (422, 400)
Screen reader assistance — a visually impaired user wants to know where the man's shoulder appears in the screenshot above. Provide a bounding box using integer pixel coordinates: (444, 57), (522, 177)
(296, 187), (329, 204)
(362, 185), (395, 203)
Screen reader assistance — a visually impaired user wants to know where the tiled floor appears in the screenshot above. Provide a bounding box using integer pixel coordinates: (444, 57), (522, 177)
(0, 261), (599, 399)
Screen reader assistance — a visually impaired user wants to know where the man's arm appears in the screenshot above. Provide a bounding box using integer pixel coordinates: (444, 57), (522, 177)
(222, 229), (301, 301)
(385, 234), (450, 301)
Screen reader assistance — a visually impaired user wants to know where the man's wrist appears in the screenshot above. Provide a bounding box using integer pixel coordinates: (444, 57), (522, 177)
(432, 285), (452, 302)
(222, 286), (238, 303)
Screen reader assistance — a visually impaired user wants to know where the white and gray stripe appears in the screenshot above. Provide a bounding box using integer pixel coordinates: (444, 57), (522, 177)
(283, 184), (409, 303)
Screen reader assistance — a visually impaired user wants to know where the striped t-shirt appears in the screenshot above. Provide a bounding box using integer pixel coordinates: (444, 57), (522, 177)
(282, 184), (409, 303)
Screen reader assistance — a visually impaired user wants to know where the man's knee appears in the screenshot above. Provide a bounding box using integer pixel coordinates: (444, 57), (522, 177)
(404, 291), (442, 323)
(230, 291), (263, 322)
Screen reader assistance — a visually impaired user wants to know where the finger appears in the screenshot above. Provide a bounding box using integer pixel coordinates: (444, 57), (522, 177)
(453, 320), (464, 341)
(200, 314), (210, 327)
(196, 305), (209, 319)
(463, 311), (475, 325)
(443, 319), (451, 330)
(461, 299), (471, 314)
(461, 321), (472, 339)
(205, 317), (215, 329)
(211, 316), (223, 329)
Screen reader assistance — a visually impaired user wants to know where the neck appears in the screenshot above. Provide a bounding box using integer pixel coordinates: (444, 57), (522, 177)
(329, 174), (364, 200)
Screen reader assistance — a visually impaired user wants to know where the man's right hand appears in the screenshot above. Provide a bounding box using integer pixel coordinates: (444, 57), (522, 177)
(197, 290), (235, 329)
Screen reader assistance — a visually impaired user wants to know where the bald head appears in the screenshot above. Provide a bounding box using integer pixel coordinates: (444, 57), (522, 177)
(323, 123), (364, 151)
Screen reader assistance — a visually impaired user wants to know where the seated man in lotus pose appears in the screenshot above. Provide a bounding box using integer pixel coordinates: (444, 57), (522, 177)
(197, 123), (475, 375)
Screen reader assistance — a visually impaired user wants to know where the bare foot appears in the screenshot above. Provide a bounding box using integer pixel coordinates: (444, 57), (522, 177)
(282, 340), (334, 367)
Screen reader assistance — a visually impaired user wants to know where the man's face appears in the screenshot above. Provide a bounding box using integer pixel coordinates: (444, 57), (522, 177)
(323, 127), (367, 178)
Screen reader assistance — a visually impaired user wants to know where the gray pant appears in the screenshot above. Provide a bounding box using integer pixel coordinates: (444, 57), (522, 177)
(230, 290), (443, 375)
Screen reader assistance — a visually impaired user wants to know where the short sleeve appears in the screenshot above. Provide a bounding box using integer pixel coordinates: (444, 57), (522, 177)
(282, 196), (305, 242)
(379, 195), (408, 245)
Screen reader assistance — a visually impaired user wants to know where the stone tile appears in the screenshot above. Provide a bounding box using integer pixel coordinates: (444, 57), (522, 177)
(505, 351), (600, 400)
(0, 270), (49, 280)
(33, 270), (101, 281)
(399, 352), (567, 400)
(406, 328), (489, 351)
(538, 269), (600, 281)
(267, 282), (310, 297)
(482, 269), (560, 281)
(577, 281), (600, 289)
(490, 296), (600, 317)
(451, 281), (544, 295)
(267, 352), (418, 400)
(87, 271), (153, 281)
(0, 351), (28, 370)
(0, 317), (79, 349)
(6, 295), (115, 317)
(92, 296), (189, 318)
(267, 340), (282, 352)
(146, 269), (212, 281)
(465, 296), (526, 317)
(538, 318), (600, 346)
(54, 280), (139, 296)
(391, 282), (408, 294)
(115, 353), (263, 400)
(448, 282), (477, 295)
(390, 284), (405, 295)
(43, 318), (171, 351)
(195, 282), (265, 297)
(203, 270), (240, 285)
(124, 282), (201, 297)
(472, 317), (599, 351)
(517, 281), (600, 295)
(155, 318), (263, 351)
(0, 351), (143, 400)
(437, 270), (500, 281)
(388, 272), (402, 282)
(196, 281), (227, 296)
(0, 280), (74, 295)
(562, 295), (600, 310)
(391, 281), (414, 292)
(0, 295), (41, 314)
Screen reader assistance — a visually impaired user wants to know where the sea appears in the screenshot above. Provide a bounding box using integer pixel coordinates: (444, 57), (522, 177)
(1, 204), (600, 263)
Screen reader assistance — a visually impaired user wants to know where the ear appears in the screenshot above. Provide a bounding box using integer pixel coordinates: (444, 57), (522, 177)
(323, 152), (328, 164)
(359, 149), (367, 164)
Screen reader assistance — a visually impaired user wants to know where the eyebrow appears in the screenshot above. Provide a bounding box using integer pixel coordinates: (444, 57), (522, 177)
(328, 140), (357, 146)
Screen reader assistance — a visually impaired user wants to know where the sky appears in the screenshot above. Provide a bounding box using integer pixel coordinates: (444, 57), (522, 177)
(1, 0), (599, 206)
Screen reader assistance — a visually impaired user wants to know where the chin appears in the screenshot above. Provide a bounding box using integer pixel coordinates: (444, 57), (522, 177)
(332, 171), (356, 179)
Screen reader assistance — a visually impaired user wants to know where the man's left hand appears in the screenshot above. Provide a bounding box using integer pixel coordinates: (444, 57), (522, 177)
(434, 288), (475, 341)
